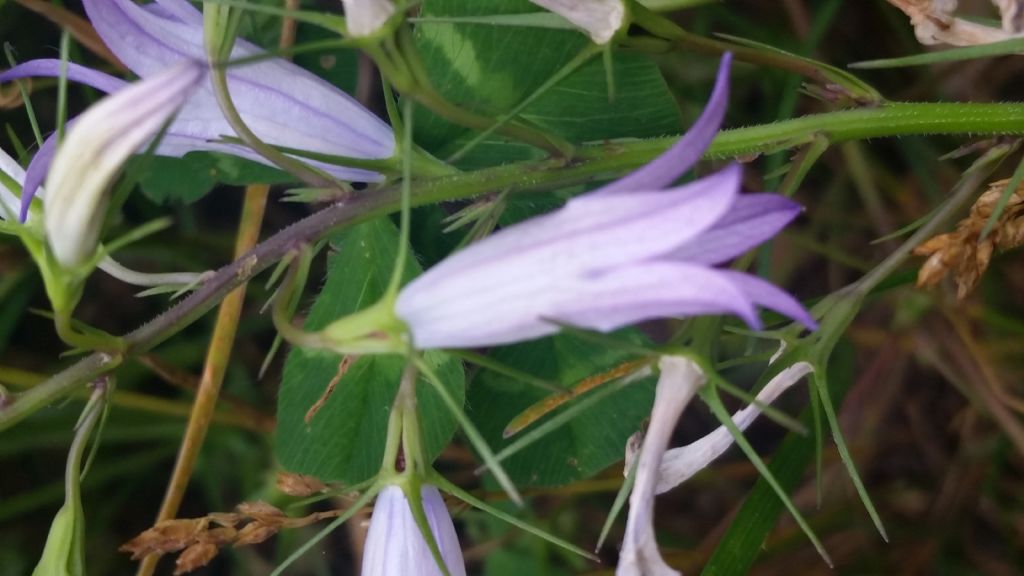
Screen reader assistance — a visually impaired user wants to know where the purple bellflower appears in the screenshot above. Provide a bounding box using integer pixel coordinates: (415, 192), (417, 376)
(0, 0), (395, 219)
(394, 54), (815, 350)
(361, 485), (466, 576)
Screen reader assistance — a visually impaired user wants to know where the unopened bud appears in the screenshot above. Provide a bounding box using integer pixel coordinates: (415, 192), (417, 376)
(44, 61), (203, 267)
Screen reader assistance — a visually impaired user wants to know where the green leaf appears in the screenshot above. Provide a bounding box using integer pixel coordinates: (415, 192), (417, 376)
(413, 0), (680, 157)
(700, 341), (855, 576)
(275, 218), (465, 484)
(466, 334), (655, 487)
(850, 37), (1024, 69)
(136, 153), (293, 205)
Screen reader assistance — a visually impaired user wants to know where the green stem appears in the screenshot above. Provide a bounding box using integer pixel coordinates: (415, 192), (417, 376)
(5, 102), (1024, 430)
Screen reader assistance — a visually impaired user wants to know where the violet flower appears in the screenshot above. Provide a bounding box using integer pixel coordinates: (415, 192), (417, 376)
(361, 485), (466, 576)
(394, 54), (815, 350)
(45, 61), (202, 267)
(0, 0), (395, 218)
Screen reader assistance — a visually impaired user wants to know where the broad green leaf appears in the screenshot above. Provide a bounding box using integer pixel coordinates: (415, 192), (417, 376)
(467, 334), (654, 487)
(701, 342), (855, 576)
(137, 153), (292, 205)
(413, 0), (680, 157)
(275, 218), (464, 484)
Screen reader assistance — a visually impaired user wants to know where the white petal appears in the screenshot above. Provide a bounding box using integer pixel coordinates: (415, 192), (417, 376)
(361, 485), (466, 576)
(652, 362), (813, 494)
(617, 356), (704, 576)
(530, 0), (626, 44)
(0, 147), (26, 221)
(44, 61), (202, 266)
(342, 0), (396, 37)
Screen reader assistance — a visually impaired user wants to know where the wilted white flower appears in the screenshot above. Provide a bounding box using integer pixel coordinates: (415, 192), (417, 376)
(44, 61), (202, 267)
(342, 0), (397, 38)
(530, 0), (626, 44)
(617, 356), (705, 576)
(362, 485), (466, 576)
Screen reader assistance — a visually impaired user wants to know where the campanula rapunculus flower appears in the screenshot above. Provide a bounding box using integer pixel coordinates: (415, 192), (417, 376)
(530, 0), (626, 44)
(0, 0), (395, 216)
(394, 54), (815, 350)
(45, 60), (203, 267)
(361, 485), (466, 576)
(342, 0), (397, 37)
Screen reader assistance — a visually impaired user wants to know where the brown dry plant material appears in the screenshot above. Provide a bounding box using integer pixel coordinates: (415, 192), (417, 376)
(886, 0), (1024, 45)
(914, 178), (1024, 298)
(276, 471), (329, 497)
(121, 500), (344, 574)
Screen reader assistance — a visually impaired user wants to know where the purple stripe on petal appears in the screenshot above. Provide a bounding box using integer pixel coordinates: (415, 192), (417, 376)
(0, 60), (127, 93)
(550, 260), (761, 332)
(671, 192), (802, 265)
(593, 53), (732, 197)
(83, 0), (395, 165)
(718, 270), (817, 329)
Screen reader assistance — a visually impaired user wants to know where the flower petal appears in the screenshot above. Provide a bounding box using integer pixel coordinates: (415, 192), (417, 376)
(404, 164), (741, 299)
(0, 147), (25, 221)
(652, 362), (813, 494)
(617, 356), (705, 576)
(530, 0), (625, 44)
(550, 260), (761, 332)
(0, 60), (127, 94)
(83, 0), (394, 179)
(45, 61), (203, 266)
(718, 270), (817, 329)
(671, 193), (802, 265)
(361, 485), (466, 576)
(594, 53), (731, 197)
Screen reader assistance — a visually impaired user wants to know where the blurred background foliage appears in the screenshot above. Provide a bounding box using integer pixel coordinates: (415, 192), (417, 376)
(2, 0), (1024, 574)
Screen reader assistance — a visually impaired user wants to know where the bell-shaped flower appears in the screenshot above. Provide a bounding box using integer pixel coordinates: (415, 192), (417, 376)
(44, 60), (203, 267)
(530, 0), (626, 44)
(342, 0), (397, 37)
(0, 0), (395, 217)
(362, 484), (466, 576)
(394, 54), (814, 350)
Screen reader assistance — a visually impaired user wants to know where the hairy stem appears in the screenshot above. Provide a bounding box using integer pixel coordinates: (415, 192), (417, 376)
(4, 101), (1024, 431)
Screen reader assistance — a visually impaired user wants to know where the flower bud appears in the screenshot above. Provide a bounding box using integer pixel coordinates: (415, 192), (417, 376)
(44, 60), (203, 267)
(361, 485), (466, 576)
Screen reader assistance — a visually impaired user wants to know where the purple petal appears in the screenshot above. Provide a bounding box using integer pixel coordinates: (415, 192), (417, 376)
(83, 0), (395, 176)
(718, 270), (817, 329)
(671, 193), (802, 265)
(0, 60), (127, 94)
(21, 129), (60, 221)
(550, 261), (761, 332)
(593, 53), (731, 197)
(405, 165), (742, 298)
